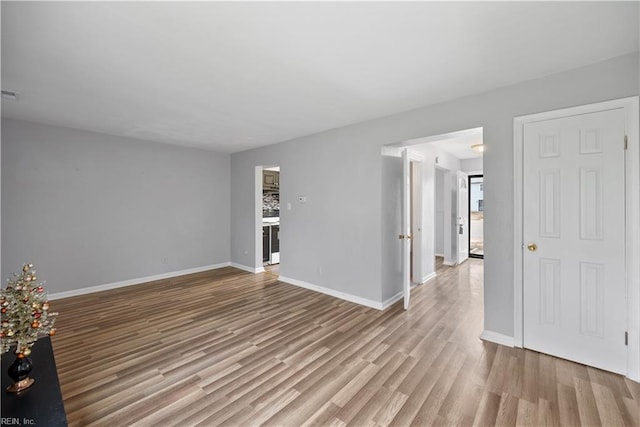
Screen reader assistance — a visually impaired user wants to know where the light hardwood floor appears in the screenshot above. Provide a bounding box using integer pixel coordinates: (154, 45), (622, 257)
(50, 259), (640, 426)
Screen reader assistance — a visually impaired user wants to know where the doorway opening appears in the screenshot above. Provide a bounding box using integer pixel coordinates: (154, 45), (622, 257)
(260, 165), (280, 276)
(434, 165), (457, 266)
(428, 128), (483, 267)
(384, 126), (484, 309)
(468, 175), (484, 258)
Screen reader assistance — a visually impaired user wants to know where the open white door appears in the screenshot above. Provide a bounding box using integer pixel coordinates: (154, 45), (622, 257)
(401, 148), (411, 310)
(457, 171), (469, 264)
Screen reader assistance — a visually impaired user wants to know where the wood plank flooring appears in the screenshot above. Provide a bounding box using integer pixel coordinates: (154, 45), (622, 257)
(49, 259), (640, 426)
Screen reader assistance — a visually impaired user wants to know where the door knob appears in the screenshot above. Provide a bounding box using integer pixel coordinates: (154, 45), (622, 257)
(527, 243), (537, 252)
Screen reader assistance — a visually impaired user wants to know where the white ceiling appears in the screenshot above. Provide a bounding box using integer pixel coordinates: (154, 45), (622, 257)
(2, 2), (638, 153)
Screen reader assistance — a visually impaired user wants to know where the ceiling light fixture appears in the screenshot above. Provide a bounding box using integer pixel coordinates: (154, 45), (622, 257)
(471, 143), (486, 154)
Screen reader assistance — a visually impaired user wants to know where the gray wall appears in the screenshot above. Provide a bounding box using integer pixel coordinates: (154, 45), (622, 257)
(230, 53), (639, 337)
(231, 130), (383, 302)
(1, 119), (230, 293)
(461, 157), (483, 173)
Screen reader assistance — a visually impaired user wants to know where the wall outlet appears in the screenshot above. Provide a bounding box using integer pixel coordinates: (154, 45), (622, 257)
(161, 256), (169, 265)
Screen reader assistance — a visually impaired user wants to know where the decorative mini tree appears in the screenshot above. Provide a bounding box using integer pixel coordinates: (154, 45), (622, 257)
(0, 263), (57, 392)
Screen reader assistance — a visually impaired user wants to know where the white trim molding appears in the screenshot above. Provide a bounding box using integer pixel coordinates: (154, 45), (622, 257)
(230, 263), (265, 274)
(480, 330), (515, 347)
(420, 272), (437, 285)
(513, 96), (640, 382)
(279, 275), (392, 310)
(381, 145), (403, 157)
(382, 291), (404, 310)
(49, 262), (231, 300)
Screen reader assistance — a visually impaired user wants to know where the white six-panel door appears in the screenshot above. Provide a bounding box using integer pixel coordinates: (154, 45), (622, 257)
(523, 108), (627, 374)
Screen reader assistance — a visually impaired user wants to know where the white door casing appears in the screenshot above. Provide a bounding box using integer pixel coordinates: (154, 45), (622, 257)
(457, 171), (469, 264)
(514, 97), (640, 381)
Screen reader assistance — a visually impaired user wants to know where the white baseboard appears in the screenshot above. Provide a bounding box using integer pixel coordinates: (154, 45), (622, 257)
(381, 291), (403, 309)
(49, 262), (231, 300)
(279, 275), (386, 310)
(443, 260), (456, 266)
(434, 253), (444, 258)
(230, 263), (265, 274)
(480, 330), (515, 347)
(421, 272), (437, 284)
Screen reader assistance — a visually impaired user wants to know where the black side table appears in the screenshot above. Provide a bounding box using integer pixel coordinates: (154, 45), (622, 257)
(1, 337), (67, 426)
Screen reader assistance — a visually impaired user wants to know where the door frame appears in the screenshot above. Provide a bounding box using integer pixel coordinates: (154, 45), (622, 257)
(456, 171), (469, 264)
(513, 96), (640, 381)
(255, 164), (281, 273)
